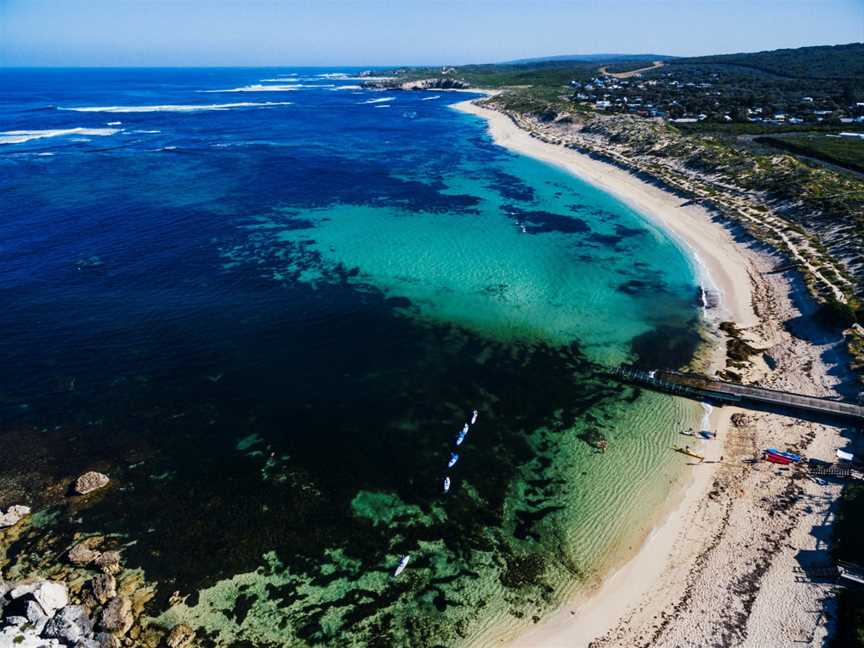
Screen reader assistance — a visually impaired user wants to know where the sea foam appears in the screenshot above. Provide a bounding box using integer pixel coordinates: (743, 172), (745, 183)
(61, 102), (292, 113)
(0, 127), (122, 144)
(202, 84), (302, 93)
(316, 73), (360, 80)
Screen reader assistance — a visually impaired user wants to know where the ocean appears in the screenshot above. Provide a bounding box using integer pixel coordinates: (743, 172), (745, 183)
(0, 68), (702, 646)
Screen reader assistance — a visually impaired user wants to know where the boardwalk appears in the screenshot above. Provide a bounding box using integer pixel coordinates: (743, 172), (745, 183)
(611, 367), (864, 422)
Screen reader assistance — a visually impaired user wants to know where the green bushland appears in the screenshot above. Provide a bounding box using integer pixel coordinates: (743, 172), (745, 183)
(669, 43), (864, 80)
(754, 135), (864, 175)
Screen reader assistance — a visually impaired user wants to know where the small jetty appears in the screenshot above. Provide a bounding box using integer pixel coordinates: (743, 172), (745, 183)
(610, 367), (864, 422)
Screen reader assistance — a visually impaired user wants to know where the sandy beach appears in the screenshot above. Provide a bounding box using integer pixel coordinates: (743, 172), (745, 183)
(454, 98), (852, 647)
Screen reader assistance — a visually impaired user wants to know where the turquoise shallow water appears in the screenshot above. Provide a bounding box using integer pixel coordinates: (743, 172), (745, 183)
(0, 69), (703, 647)
(224, 118), (699, 362)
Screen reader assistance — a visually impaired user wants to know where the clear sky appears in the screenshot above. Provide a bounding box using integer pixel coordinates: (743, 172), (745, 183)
(1, 0), (862, 67)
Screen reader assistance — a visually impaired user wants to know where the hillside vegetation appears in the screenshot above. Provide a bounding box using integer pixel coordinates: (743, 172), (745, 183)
(670, 43), (864, 80)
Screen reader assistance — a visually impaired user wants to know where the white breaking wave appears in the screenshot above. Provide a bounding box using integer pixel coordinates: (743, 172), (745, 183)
(202, 84), (302, 93)
(258, 79), (335, 86)
(106, 120), (122, 125)
(332, 85), (363, 91)
(421, 95), (441, 101)
(61, 102), (292, 113)
(0, 127), (122, 144)
(375, 105), (391, 109)
(360, 97), (395, 105)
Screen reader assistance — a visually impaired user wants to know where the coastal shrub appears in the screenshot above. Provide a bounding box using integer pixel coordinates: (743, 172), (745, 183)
(816, 298), (858, 329)
(835, 589), (864, 648)
(834, 483), (864, 647)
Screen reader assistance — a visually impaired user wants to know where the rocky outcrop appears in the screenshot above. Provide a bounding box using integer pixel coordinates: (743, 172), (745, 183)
(0, 504), (31, 528)
(0, 577), (145, 647)
(166, 623), (196, 647)
(88, 574), (116, 606)
(93, 632), (120, 647)
(361, 76), (472, 91)
(74, 472), (109, 495)
(94, 551), (120, 571)
(2, 524), (159, 645)
(401, 78), (471, 91)
(98, 596), (132, 636)
(42, 605), (93, 644)
(10, 580), (70, 617)
(0, 579), (100, 647)
(68, 543), (101, 566)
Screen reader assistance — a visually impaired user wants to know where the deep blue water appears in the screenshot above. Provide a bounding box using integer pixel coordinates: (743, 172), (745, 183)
(0, 68), (700, 646)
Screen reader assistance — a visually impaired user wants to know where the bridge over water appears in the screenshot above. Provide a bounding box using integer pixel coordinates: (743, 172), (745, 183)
(610, 367), (864, 423)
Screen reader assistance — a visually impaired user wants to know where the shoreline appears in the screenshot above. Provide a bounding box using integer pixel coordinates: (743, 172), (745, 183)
(453, 95), (743, 648)
(452, 97), (754, 329)
(453, 96), (848, 646)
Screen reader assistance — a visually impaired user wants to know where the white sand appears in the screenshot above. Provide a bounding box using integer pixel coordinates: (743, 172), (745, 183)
(454, 98), (848, 647)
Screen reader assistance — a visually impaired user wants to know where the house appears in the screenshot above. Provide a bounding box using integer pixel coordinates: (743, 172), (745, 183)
(801, 96), (814, 103)
(595, 100), (612, 109)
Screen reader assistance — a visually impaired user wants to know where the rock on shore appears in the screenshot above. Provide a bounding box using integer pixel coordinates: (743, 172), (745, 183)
(0, 578), (129, 647)
(0, 504), (31, 528)
(74, 471), (110, 495)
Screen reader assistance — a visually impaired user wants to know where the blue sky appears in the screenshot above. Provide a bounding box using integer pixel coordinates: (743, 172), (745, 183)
(1, 0), (862, 66)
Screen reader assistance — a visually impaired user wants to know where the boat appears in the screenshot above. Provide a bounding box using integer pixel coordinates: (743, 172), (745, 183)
(394, 555), (410, 577)
(471, 410), (478, 425)
(456, 425), (469, 446)
(673, 446), (704, 461)
(448, 452), (459, 468)
(766, 448), (801, 462)
(765, 452), (793, 465)
(443, 476), (451, 493)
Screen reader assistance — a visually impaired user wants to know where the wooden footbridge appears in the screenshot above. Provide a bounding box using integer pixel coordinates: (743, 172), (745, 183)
(611, 367), (864, 423)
